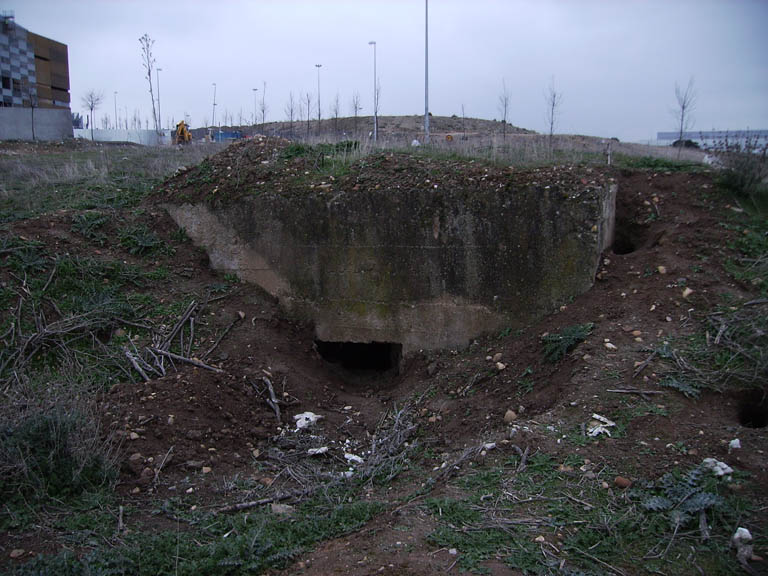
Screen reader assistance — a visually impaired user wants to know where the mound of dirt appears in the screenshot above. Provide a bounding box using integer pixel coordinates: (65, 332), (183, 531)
(158, 135), (608, 212)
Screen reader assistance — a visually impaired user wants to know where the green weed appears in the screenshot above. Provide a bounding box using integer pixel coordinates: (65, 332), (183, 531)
(541, 323), (593, 363)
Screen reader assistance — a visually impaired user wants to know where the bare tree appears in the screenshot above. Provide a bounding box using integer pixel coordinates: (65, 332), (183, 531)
(461, 104), (466, 140)
(284, 92), (296, 137)
(350, 91), (362, 133)
(139, 34), (159, 131)
(674, 77), (696, 158)
(304, 92), (312, 138)
(81, 90), (103, 141)
(331, 92), (340, 135)
(22, 80), (37, 140)
(498, 79), (510, 141)
(545, 76), (563, 156)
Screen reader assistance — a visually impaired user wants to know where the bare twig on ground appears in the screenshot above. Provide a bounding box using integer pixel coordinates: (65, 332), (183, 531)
(148, 347), (223, 373)
(201, 316), (241, 361)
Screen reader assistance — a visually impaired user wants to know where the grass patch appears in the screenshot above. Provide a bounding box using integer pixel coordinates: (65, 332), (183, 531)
(423, 454), (751, 575)
(541, 322), (593, 363)
(12, 495), (382, 575)
(615, 155), (705, 173)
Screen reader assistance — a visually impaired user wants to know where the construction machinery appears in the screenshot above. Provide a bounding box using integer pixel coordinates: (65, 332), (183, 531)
(173, 120), (192, 145)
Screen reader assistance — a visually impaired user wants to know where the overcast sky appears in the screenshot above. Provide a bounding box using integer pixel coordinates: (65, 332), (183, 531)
(9, 0), (768, 141)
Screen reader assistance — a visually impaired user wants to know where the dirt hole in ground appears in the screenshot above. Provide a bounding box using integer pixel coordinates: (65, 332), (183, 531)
(315, 340), (402, 372)
(737, 388), (768, 429)
(612, 218), (647, 255)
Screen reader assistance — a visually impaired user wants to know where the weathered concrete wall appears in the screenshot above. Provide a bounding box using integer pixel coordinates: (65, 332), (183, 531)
(166, 181), (616, 354)
(0, 108), (73, 141)
(74, 128), (172, 146)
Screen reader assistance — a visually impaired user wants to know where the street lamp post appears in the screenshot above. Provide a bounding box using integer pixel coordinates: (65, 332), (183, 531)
(368, 41), (377, 143)
(315, 64), (322, 128)
(156, 68), (162, 130)
(252, 88), (258, 127)
(424, 0), (429, 144)
(211, 83), (217, 136)
(113, 91), (118, 131)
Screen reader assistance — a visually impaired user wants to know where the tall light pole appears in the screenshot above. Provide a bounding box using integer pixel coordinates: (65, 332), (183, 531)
(368, 41), (377, 142)
(211, 82), (217, 132)
(424, 0), (430, 144)
(252, 88), (258, 127)
(156, 68), (162, 130)
(262, 80), (266, 127)
(315, 64), (322, 127)
(113, 91), (118, 130)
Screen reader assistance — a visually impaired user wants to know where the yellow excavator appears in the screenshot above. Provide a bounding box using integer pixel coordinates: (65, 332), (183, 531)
(173, 121), (192, 145)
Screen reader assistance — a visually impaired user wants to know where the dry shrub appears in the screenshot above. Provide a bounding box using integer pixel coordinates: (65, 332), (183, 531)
(0, 373), (121, 500)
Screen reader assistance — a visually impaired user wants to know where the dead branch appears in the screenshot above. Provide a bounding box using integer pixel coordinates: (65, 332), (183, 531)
(148, 347), (223, 373)
(262, 376), (282, 422)
(201, 316), (241, 361)
(633, 350), (658, 378)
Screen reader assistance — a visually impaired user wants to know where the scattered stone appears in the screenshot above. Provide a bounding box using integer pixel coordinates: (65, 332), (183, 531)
(631, 330), (642, 336)
(185, 429), (203, 441)
(202, 466), (212, 474)
(601, 481), (610, 489)
(426, 361), (439, 376)
(308, 446), (329, 456)
(10, 549), (25, 559)
(657, 265), (667, 274)
(682, 287), (694, 298)
(167, 415), (175, 425)
(237, 310), (246, 320)
(496, 362), (506, 371)
(129, 432), (140, 440)
(534, 535), (546, 542)
(614, 476), (632, 489)
(504, 409), (518, 424)
(492, 352), (503, 363)
(132, 487), (141, 494)
(604, 342), (617, 350)
(448, 548), (458, 556)
(729, 439), (741, 452)
(185, 460), (204, 469)
(129, 453), (143, 462)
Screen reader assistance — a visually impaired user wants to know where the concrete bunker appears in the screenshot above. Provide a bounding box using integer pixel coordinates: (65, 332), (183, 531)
(163, 149), (616, 357)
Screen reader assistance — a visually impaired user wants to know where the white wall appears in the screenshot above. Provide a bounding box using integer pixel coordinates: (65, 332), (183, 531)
(0, 108), (74, 141)
(74, 128), (172, 146)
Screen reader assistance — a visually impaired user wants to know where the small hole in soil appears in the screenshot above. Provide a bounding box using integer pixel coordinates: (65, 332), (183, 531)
(315, 340), (402, 372)
(738, 389), (768, 429)
(612, 228), (636, 254)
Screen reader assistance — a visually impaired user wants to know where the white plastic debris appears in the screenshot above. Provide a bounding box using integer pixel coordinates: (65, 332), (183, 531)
(294, 412), (322, 431)
(482, 442), (497, 451)
(344, 453), (364, 464)
(587, 414), (616, 437)
(729, 438), (741, 453)
(307, 446), (329, 456)
(702, 457), (733, 478)
(732, 527), (753, 547)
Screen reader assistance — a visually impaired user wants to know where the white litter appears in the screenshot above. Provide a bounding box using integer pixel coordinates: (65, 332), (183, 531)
(307, 446), (329, 456)
(732, 527), (753, 546)
(729, 438), (741, 452)
(344, 453), (364, 464)
(587, 414), (616, 437)
(294, 412), (323, 431)
(702, 457), (733, 478)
